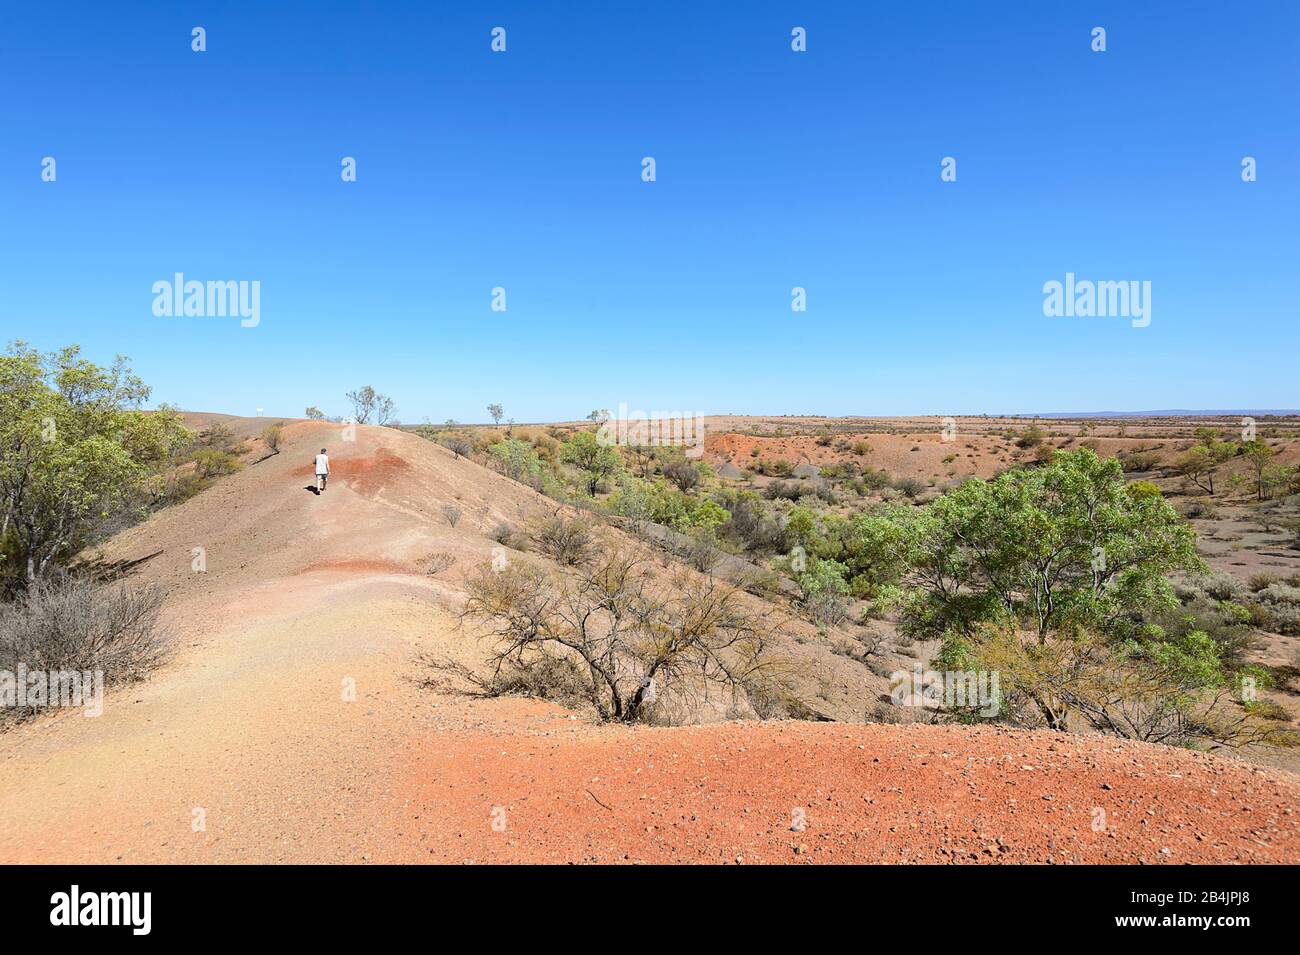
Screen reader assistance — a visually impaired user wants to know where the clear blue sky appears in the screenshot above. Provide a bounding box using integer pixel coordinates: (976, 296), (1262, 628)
(2, 1), (1297, 421)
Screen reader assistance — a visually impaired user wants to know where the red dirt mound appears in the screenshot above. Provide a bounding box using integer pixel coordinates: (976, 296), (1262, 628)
(294, 446), (412, 497)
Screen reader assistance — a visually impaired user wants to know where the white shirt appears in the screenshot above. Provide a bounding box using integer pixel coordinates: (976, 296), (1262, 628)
(315, 454), (330, 475)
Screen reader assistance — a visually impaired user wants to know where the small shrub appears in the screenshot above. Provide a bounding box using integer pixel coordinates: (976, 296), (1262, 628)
(892, 476), (924, 498)
(443, 435), (473, 459)
(1124, 451), (1160, 472)
(1248, 572), (1282, 593)
(442, 504), (463, 528)
(1015, 425), (1046, 449)
(262, 423), (284, 453)
(1201, 572), (1244, 602)
(1259, 582), (1300, 608)
(0, 575), (168, 723)
(1178, 499), (1218, 520)
(530, 513), (596, 566)
(663, 458), (702, 493)
(764, 479), (809, 501)
(680, 530), (722, 574)
(193, 449), (243, 479)
(421, 551), (455, 575)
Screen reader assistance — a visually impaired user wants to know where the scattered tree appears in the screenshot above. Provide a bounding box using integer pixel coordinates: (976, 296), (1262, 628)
(561, 431), (620, 496)
(345, 386), (395, 425)
(1241, 439), (1274, 501)
(664, 456), (703, 494)
(1175, 445), (1216, 494)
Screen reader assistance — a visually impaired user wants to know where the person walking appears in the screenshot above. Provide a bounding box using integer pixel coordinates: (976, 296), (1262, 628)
(315, 448), (330, 492)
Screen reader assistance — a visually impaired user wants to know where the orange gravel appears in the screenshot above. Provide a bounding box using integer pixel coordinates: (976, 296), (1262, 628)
(399, 721), (1300, 865)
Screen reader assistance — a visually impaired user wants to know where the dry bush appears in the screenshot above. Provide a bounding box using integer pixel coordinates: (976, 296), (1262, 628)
(528, 512), (596, 566)
(1123, 450), (1160, 472)
(426, 652), (591, 708)
(442, 435), (473, 459)
(460, 548), (792, 723)
(1248, 572), (1281, 592)
(677, 531), (721, 574)
(1200, 572), (1244, 601)
(0, 575), (168, 723)
(421, 551), (455, 575)
(663, 458), (702, 493)
(490, 522), (518, 547)
(262, 423), (284, 453)
(441, 504), (462, 528)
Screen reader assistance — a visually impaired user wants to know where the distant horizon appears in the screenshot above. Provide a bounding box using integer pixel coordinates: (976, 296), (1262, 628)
(173, 405), (1300, 425)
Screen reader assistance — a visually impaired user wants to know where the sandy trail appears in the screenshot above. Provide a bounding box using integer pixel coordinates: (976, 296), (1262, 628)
(1, 421), (1297, 864)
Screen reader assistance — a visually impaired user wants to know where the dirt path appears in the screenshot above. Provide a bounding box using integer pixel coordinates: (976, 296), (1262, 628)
(2, 421), (1297, 864)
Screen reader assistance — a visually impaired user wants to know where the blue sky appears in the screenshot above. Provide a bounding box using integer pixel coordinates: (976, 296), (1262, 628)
(2, 1), (1297, 422)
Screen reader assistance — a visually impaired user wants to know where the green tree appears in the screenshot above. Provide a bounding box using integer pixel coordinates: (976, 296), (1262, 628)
(0, 343), (189, 585)
(1174, 445), (1216, 494)
(1241, 439), (1274, 501)
(561, 431), (620, 496)
(490, 438), (543, 483)
(850, 450), (1212, 732)
(486, 403), (504, 428)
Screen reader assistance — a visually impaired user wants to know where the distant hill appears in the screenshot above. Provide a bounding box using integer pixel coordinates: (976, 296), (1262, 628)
(1023, 410), (1300, 419)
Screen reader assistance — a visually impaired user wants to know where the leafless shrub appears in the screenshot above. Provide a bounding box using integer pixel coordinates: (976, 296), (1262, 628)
(441, 504), (462, 528)
(804, 591), (850, 627)
(677, 532), (721, 574)
(0, 574), (168, 723)
(865, 655), (896, 679)
(424, 652), (590, 708)
(460, 549), (793, 723)
(443, 435), (473, 459)
(529, 512), (596, 566)
(421, 551), (455, 575)
(262, 423), (284, 454)
(663, 458), (701, 493)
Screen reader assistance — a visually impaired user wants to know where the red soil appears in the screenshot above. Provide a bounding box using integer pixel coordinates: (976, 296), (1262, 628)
(399, 721), (1300, 865)
(294, 447), (412, 497)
